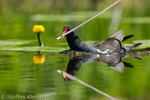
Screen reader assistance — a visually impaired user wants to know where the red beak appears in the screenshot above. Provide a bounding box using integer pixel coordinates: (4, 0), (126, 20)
(62, 27), (67, 36)
(63, 73), (68, 82)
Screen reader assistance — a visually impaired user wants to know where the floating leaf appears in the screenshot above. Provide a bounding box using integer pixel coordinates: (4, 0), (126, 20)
(133, 40), (150, 44)
(133, 40), (150, 49)
(0, 46), (66, 53)
(0, 39), (36, 46)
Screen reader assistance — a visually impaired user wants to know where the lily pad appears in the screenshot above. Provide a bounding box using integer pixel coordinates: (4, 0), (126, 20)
(133, 40), (150, 49)
(0, 39), (36, 46)
(0, 46), (66, 53)
(133, 40), (150, 44)
(123, 43), (145, 49)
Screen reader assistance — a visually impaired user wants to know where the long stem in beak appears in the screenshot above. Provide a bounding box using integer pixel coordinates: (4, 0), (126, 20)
(56, 0), (121, 40)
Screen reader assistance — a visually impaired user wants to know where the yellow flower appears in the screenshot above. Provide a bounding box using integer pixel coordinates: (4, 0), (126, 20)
(33, 25), (45, 33)
(33, 54), (45, 64)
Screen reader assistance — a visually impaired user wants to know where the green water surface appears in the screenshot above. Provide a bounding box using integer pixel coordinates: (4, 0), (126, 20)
(0, 0), (150, 100)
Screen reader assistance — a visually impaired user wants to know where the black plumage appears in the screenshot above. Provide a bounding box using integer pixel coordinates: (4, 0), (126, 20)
(63, 25), (141, 54)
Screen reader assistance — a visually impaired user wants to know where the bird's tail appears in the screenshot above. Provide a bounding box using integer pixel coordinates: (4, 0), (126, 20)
(124, 43), (142, 52)
(123, 35), (134, 41)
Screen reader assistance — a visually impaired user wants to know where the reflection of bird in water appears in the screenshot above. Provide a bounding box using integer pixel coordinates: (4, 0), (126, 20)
(61, 25), (141, 54)
(62, 51), (141, 82)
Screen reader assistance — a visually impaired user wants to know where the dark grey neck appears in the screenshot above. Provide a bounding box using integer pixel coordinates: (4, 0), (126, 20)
(66, 32), (81, 50)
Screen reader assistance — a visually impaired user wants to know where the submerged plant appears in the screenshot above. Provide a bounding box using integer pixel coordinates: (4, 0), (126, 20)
(33, 25), (45, 46)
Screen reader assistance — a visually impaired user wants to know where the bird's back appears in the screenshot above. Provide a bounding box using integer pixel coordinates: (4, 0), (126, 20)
(92, 30), (125, 53)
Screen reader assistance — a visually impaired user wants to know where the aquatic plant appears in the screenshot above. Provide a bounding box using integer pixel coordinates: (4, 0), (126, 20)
(33, 25), (45, 46)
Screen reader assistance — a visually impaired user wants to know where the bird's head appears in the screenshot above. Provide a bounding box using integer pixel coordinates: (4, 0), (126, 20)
(62, 25), (73, 37)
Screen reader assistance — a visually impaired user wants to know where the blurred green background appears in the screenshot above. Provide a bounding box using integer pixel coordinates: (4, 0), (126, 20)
(0, 0), (150, 100)
(0, 0), (150, 46)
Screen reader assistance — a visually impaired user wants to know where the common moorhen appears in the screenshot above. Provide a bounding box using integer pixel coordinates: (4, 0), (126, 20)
(63, 52), (138, 82)
(62, 25), (141, 54)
